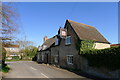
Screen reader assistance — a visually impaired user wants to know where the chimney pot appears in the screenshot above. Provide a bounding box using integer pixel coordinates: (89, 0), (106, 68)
(44, 36), (48, 42)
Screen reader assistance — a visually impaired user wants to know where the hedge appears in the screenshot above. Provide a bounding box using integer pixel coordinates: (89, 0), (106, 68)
(12, 56), (19, 60)
(80, 46), (120, 70)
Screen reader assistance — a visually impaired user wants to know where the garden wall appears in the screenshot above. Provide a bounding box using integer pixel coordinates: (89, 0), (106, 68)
(80, 46), (120, 79)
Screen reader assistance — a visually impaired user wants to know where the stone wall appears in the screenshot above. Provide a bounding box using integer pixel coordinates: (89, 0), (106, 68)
(80, 57), (120, 79)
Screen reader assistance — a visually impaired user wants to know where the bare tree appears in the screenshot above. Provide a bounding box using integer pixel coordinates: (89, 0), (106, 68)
(16, 40), (34, 50)
(0, 3), (19, 65)
(0, 3), (19, 41)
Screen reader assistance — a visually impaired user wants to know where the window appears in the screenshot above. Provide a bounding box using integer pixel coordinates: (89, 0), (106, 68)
(55, 38), (59, 45)
(10, 48), (14, 50)
(37, 53), (40, 60)
(66, 36), (71, 45)
(42, 45), (47, 50)
(42, 55), (44, 61)
(61, 31), (67, 37)
(10, 48), (12, 50)
(38, 46), (42, 51)
(67, 55), (73, 64)
(54, 55), (58, 63)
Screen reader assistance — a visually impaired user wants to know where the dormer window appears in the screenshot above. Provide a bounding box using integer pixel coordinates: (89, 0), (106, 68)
(42, 45), (47, 50)
(38, 46), (42, 51)
(58, 27), (67, 38)
(55, 38), (59, 45)
(61, 30), (67, 37)
(66, 36), (71, 45)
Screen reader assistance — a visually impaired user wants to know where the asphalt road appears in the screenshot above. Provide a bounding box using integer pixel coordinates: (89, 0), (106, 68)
(3, 61), (93, 80)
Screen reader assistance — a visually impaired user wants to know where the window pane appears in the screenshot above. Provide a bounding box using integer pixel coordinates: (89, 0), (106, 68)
(67, 55), (73, 64)
(55, 38), (58, 45)
(66, 36), (71, 44)
(68, 37), (70, 43)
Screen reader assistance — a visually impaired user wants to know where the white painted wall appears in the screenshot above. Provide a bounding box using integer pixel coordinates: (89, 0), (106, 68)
(94, 42), (110, 49)
(4, 47), (20, 53)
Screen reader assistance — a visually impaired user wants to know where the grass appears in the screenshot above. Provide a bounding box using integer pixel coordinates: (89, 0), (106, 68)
(2, 65), (10, 73)
(6, 59), (32, 62)
(6, 59), (20, 62)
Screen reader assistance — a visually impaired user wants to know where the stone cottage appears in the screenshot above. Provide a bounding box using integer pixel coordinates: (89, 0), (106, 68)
(37, 36), (55, 64)
(37, 20), (110, 70)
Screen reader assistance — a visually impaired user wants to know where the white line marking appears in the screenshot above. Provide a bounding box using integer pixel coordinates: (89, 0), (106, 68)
(41, 73), (49, 78)
(30, 67), (37, 70)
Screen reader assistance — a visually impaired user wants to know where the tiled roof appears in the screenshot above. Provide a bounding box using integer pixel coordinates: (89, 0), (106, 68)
(67, 20), (110, 43)
(4, 44), (19, 48)
(41, 37), (55, 51)
(111, 44), (120, 47)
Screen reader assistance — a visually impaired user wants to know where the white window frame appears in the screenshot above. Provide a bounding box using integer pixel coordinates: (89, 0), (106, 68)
(61, 30), (67, 37)
(38, 46), (42, 51)
(42, 45), (47, 50)
(10, 48), (12, 50)
(55, 38), (59, 45)
(65, 36), (71, 45)
(67, 55), (73, 65)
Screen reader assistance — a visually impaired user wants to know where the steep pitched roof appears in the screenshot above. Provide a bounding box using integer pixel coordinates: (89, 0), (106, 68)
(111, 44), (120, 47)
(41, 37), (55, 50)
(66, 20), (110, 43)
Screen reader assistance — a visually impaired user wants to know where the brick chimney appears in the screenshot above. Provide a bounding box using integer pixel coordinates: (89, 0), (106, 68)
(44, 36), (48, 42)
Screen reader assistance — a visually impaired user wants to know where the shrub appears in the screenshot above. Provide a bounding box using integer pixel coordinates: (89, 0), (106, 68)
(12, 56), (19, 60)
(2, 64), (10, 73)
(81, 46), (120, 70)
(76, 40), (94, 52)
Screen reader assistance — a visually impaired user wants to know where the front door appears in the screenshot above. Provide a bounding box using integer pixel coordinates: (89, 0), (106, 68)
(45, 53), (48, 64)
(46, 53), (48, 63)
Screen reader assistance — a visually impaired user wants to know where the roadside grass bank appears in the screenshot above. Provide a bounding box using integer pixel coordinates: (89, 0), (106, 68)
(6, 56), (34, 62)
(2, 64), (10, 73)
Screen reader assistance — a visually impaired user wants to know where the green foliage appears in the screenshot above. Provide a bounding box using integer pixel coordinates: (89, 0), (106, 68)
(80, 40), (94, 52)
(76, 40), (120, 70)
(23, 46), (37, 58)
(28, 47), (38, 58)
(81, 46), (120, 70)
(2, 64), (10, 73)
(12, 56), (19, 60)
(76, 40), (94, 53)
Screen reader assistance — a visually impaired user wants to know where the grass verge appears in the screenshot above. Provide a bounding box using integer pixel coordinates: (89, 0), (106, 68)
(2, 65), (10, 73)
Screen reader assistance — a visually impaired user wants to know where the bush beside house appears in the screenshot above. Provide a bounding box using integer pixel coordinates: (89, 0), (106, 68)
(76, 40), (120, 70)
(80, 46), (120, 71)
(76, 40), (120, 78)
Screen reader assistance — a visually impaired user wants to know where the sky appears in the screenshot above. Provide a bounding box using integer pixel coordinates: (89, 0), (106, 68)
(10, 2), (118, 46)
